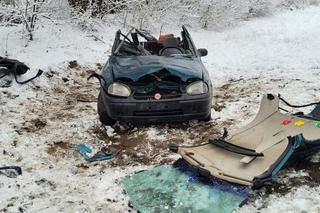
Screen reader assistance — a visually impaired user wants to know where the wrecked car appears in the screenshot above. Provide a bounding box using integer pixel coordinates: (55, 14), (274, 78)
(91, 26), (213, 125)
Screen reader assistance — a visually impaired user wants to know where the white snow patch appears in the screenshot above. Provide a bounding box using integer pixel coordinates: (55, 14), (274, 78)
(241, 186), (320, 213)
(146, 127), (167, 141)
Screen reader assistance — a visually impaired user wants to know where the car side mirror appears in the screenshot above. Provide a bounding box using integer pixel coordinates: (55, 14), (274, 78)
(198, 48), (208, 57)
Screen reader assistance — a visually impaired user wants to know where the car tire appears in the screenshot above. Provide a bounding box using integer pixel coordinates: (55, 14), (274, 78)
(97, 92), (116, 126)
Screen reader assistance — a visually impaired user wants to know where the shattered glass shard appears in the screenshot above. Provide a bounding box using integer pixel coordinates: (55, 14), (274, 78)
(121, 160), (249, 213)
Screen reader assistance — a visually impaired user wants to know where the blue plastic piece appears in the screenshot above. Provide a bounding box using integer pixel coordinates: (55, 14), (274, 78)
(75, 144), (113, 162)
(309, 104), (320, 120)
(271, 135), (303, 180)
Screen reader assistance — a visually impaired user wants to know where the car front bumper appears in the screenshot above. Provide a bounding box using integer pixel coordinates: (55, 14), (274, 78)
(100, 89), (212, 123)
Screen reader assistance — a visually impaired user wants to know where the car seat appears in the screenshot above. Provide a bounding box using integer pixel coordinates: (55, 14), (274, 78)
(159, 37), (184, 56)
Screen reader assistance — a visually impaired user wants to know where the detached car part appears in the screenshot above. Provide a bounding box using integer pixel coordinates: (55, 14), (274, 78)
(0, 166), (22, 178)
(90, 26), (213, 125)
(170, 94), (320, 188)
(0, 56), (43, 84)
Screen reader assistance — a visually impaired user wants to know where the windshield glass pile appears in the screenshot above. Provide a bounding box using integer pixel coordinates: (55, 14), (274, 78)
(121, 160), (249, 212)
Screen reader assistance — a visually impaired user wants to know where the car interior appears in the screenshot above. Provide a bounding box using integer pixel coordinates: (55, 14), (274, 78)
(112, 28), (194, 57)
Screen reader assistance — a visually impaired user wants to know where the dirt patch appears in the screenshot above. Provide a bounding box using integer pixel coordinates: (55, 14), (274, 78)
(18, 118), (47, 133)
(47, 141), (73, 157)
(301, 162), (320, 184)
(88, 120), (232, 167)
(291, 161), (320, 186)
(35, 178), (57, 191)
(71, 91), (96, 103)
(76, 163), (90, 170)
(68, 60), (81, 69)
(96, 63), (102, 70)
(45, 79), (98, 122)
(213, 77), (261, 112)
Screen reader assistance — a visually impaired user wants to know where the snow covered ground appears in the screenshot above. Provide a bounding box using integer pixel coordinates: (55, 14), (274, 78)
(1, 5), (320, 213)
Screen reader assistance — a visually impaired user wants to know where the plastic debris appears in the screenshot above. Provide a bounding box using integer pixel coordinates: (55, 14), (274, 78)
(171, 94), (320, 187)
(0, 166), (22, 178)
(75, 144), (116, 162)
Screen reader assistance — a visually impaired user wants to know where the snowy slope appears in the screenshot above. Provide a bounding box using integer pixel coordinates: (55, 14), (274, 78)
(196, 6), (320, 122)
(197, 6), (320, 80)
(1, 6), (320, 213)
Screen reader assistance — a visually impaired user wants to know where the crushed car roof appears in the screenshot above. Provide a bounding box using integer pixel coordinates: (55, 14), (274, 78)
(171, 94), (320, 188)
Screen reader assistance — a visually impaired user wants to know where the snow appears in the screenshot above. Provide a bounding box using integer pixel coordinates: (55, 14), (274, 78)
(196, 6), (320, 80)
(146, 127), (167, 141)
(1, 5), (320, 213)
(0, 19), (118, 70)
(194, 6), (320, 124)
(241, 186), (320, 213)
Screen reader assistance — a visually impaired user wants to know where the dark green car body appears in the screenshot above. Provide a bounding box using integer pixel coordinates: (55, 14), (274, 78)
(97, 26), (212, 124)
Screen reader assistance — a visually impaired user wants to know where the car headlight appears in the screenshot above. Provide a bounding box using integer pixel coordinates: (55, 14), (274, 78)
(107, 82), (131, 97)
(186, 81), (208, 95)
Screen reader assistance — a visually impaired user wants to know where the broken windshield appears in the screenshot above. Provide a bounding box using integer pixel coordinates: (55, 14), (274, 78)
(112, 27), (195, 57)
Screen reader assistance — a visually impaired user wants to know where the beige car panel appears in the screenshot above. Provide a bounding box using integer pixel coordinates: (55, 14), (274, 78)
(173, 94), (320, 187)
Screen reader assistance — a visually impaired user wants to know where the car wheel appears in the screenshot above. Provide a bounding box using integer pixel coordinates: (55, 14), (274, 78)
(97, 92), (116, 126)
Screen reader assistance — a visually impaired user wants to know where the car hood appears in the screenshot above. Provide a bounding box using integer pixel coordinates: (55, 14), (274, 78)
(110, 55), (203, 82)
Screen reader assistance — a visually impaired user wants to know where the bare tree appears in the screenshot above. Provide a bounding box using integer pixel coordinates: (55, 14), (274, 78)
(2, 0), (320, 36)
(114, 0), (198, 29)
(0, 0), (53, 40)
(23, 0), (41, 40)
